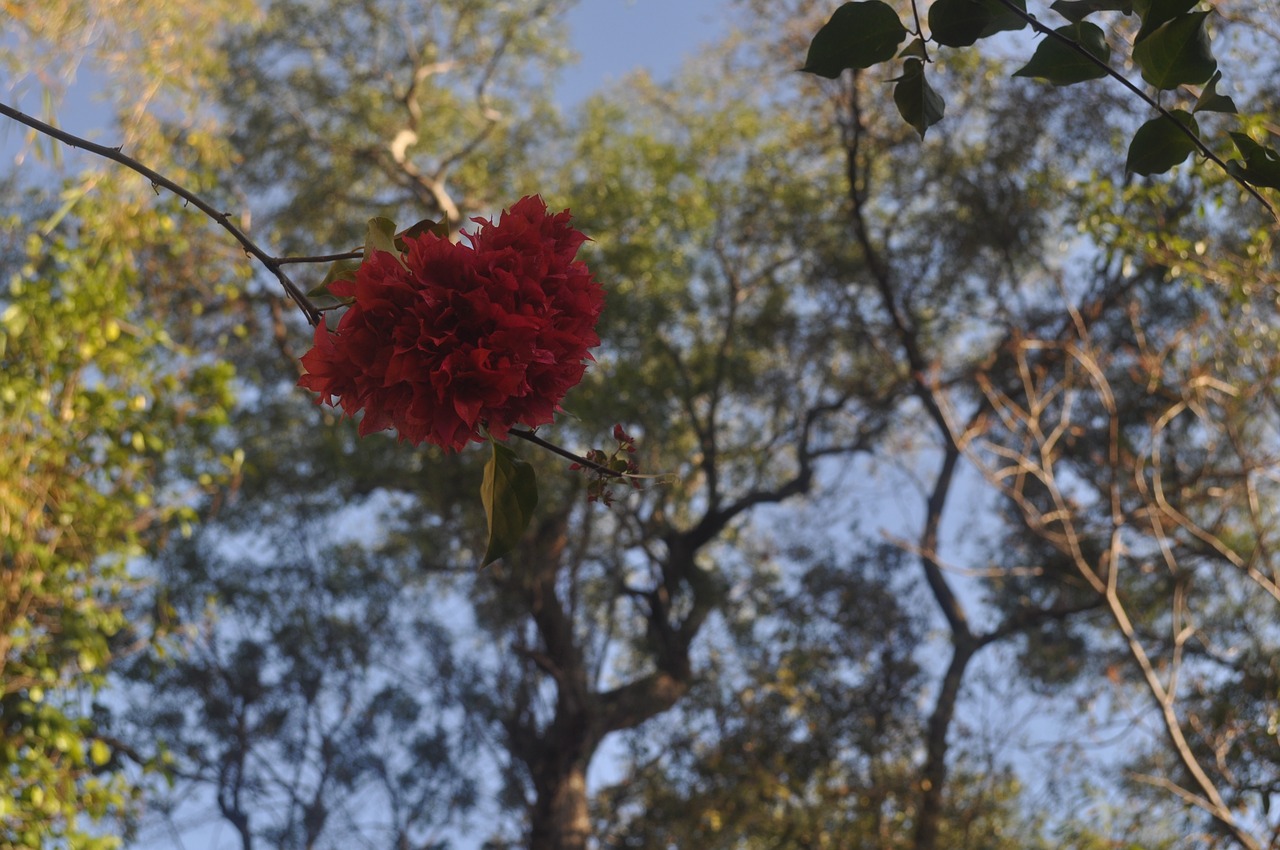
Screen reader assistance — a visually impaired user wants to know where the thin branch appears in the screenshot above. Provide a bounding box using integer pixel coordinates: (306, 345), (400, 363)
(0, 101), (324, 325)
(507, 427), (629, 479)
(276, 251), (363, 266)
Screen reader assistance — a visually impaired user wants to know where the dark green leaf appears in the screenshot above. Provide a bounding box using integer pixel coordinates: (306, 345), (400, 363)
(977, 0), (1029, 36)
(1050, 0), (1134, 22)
(929, 0), (991, 47)
(1227, 132), (1280, 190)
(801, 1), (908, 78)
(1132, 12), (1216, 89)
(1193, 71), (1237, 114)
(1125, 110), (1199, 175)
(1012, 22), (1111, 86)
(899, 36), (928, 59)
(480, 442), (539, 567)
(1133, 0), (1197, 42)
(395, 216), (449, 250)
(893, 58), (946, 138)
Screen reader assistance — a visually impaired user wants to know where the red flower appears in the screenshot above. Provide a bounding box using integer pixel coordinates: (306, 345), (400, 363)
(298, 196), (604, 451)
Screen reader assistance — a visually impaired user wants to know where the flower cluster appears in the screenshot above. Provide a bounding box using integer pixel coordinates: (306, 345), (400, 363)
(298, 196), (604, 451)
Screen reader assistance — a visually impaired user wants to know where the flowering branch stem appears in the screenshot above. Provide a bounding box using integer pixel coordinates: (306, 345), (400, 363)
(507, 427), (628, 479)
(987, 0), (1277, 221)
(0, 100), (325, 324)
(276, 251), (363, 265)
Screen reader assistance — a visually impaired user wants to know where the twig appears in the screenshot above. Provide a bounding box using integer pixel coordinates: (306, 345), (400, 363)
(276, 251), (363, 266)
(507, 427), (628, 479)
(990, 0), (1278, 221)
(0, 101), (324, 324)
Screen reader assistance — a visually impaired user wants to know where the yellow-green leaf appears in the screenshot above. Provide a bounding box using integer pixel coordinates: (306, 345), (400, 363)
(480, 442), (539, 567)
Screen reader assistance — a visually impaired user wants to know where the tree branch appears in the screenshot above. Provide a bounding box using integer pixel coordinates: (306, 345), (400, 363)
(0, 100), (323, 325)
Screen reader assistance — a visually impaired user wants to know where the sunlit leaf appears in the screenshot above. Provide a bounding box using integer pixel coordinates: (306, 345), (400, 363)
(365, 216), (400, 257)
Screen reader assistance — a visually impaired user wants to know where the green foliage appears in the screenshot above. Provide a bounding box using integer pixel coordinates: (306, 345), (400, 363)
(0, 189), (236, 848)
(800, 0), (1280, 205)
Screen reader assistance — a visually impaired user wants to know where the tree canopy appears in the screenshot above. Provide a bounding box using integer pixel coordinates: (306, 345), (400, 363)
(2, 1), (1279, 849)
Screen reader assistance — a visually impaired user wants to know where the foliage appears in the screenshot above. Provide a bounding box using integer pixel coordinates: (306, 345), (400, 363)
(0, 187), (238, 848)
(3, 1), (1280, 849)
(801, 0), (1279, 214)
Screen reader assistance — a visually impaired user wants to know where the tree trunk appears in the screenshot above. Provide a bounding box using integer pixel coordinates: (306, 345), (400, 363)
(529, 761), (591, 850)
(913, 639), (976, 850)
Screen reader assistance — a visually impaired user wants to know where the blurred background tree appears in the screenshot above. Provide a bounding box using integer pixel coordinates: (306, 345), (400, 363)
(2, 1), (1278, 849)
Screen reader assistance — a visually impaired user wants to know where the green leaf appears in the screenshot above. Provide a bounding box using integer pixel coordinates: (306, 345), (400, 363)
(1012, 22), (1111, 86)
(394, 216), (449, 250)
(1133, 0), (1197, 42)
(1050, 0), (1134, 22)
(1193, 71), (1238, 114)
(893, 58), (946, 138)
(899, 36), (929, 59)
(977, 0), (1029, 36)
(929, 0), (991, 47)
(1227, 132), (1280, 190)
(365, 216), (401, 257)
(480, 441), (539, 567)
(1132, 11), (1216, 89)
(1125, 110), (1199, 175)
(307, 257), (362, 297)
(801, 1), (908, 78)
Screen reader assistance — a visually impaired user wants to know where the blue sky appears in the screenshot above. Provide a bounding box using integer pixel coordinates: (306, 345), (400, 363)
(562, 0), (731, 102)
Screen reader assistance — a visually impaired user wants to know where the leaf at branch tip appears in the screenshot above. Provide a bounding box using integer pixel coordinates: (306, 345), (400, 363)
(365, 217), (408, 269)
(1193, 71), (1238, 114)
(1227, 132), (1280, 190)
(1049, 0), (1135, 23)
(1126, 110), (1200, 176)
(892, 58), (946, 138)
(1132, 11), (1216, 90)
(1012, 22), (1111, 86)
(801, 1), (907, 78)
(480, 441), (539, 568)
